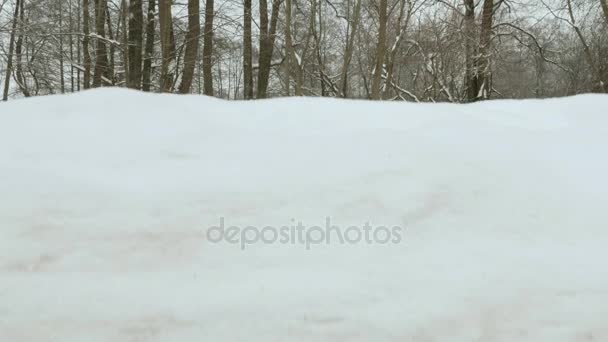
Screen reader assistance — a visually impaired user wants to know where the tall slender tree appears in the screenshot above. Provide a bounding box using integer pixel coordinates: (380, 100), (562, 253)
(370, 0), (388, 99)
(142, 0), (156, 91)
(159, 0), (177, 92)
(128, 0), (144, 89)
(202, 0), (214, 95)
(284, 0), (293, 95)
(106, 5), (117, 84)
(15, 0), (30, 97)
(476, 0), (494, 99)
(83, 0), (92, 89)
(257, 0), (281, 98)
(59, 0), (65, 93)
(339, 0), (362, 97)
(77, 0), (82, 91)
(92, 0), (109, 87)
(2, 0), (21, 101)
(464, 0), (476, 102)
(564, 0), (606, 92)
(69, 0), (75, 92)
(243, 0), (254, 98)
(179, 0), (201, 93)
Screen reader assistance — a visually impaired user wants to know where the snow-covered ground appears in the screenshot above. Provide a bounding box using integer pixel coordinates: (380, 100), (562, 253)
(1, 90), (608, 341)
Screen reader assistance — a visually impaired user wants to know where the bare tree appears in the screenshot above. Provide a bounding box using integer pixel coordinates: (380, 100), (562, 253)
(92, 0), (109, 87)
(159, 0), (177, 92)
(339, 0), (362, 97)
(563, 0), (606, 92)
(243, 0), (254, 98)
(463, 0), (476, 102)
(257, 0), (282, 98)
(284, 0), (294, 95)
(128, 0), (144, 89)
(202, 0), (214, 95)
(83, 0), (92, 89)
(58, 0), (65, 93)
(383, 0), (418, 100)
(1, 0), (606, 101)
(476, 0), (494, 100)
(15, 0), (30, 97)
(142, 0), (156, 92)
(3, 0), (21, 101)
(179, 0), (201, 93)
(370, 0), (388, 99)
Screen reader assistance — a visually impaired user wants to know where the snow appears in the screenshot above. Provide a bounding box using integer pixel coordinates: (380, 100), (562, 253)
(1, 89), (608, 341)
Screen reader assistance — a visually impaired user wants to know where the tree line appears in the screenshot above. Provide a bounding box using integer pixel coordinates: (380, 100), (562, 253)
(0, 0), (607, 102)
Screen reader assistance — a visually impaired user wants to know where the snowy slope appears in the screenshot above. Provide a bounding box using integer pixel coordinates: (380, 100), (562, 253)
(1, 89), (608, 341)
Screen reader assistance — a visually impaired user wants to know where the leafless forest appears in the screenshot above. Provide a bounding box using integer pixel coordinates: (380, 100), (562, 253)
(0, 0), (607, 102)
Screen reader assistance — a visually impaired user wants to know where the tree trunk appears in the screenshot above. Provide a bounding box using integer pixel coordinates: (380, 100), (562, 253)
(105, 7), (116, 84)
(370, 0), (387, 100)
(59, 1), (65, 93)
(142, 0), (156, 92)
(477, 0), (494, 100)
(339, 0), (361, 98)
(69, 0), (75, 92)
(383, 0), (411, 100)
(159, 0), (177, 92)
(179, 0), (200, 93)
(16, 0), (30, 97)
(311, 0), (326, 96)
(463, 0), (477, 102)
(257, 0), (281, 98)
(2, 0), (21, 101)
(566, 0), (606, 92)
(243, 0), (253, 99)
(257, 0), (270, 98)
(128, 0), (143, 89)
(83, 0), (92, 89)
(92, 0), (109, 87)
(284, 0), (293, 95)
(202, 0), (214, 95)
(77, 0), (82, 91)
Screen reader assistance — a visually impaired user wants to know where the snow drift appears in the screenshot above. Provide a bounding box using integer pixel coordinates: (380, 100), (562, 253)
(1, 89), (608, 341)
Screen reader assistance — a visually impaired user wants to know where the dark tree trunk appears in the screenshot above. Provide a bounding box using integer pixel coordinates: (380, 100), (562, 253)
(2, 0), (21, 101)
(16, 0), (30, 97)
(77, 0), (82, 91)
(339, 0), (361, 98)
(463, 0), (477, 102)
(105, 7), (116, 84)
(476, 0), (494, 100)
(69, 0), (75, 92)
(256, 0), (281, 98)
(243, 0), (253, 98)
(202, 0), (214, 95)
(370, 0), (387, 100)
(257, 0), (270, 98)
(159, 0), (176, 92)
(59, 1), (65, 93)
(128, 0), (144, 89)
(284, 0), (293, 95)
(92, 0), (109, 87)
(142, 0), (156, 92)
(83, 0), (92, 89)
(179, 0), (200, 93)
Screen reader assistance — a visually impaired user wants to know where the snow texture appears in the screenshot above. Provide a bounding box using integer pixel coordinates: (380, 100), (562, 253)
(1, 89), (608, 341)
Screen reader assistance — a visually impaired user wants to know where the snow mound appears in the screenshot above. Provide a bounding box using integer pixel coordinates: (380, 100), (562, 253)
(1, 89), (608, 341)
